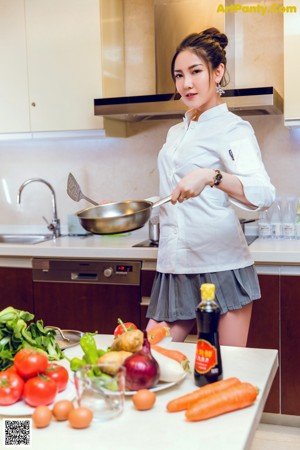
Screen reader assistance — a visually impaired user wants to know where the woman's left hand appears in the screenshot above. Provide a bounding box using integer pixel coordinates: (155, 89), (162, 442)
(171, 168), (214, 204)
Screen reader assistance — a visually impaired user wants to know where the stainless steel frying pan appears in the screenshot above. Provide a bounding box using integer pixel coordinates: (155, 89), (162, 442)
(76, 196), (171, 235)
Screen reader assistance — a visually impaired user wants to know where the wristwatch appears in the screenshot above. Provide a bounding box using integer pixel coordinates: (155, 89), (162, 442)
(211, 169), (223, 187)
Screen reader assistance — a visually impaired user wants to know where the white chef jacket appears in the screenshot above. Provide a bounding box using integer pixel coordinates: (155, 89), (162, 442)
(157, 103), (275, 274)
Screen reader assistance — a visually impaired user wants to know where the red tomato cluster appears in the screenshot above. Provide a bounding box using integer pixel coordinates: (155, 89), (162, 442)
(0, 349), (69, 407)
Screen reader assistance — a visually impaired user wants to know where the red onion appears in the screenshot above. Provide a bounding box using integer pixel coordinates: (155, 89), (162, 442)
(123, 330), (160, 391)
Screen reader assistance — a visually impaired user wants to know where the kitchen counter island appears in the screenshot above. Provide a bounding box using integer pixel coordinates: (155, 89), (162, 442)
(0, 335), (278, 450)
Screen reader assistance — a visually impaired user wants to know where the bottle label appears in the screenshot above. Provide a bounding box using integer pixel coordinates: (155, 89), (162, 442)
(283, 223), (296, 237)
(259, 223), (271, 237)
(195, 339), (218, 374)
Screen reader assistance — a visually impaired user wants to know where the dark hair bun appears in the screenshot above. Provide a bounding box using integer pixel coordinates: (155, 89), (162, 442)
(201, 27), (228, 50)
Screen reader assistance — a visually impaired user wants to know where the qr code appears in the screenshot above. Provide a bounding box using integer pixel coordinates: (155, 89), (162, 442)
(2, 419), (32, 447)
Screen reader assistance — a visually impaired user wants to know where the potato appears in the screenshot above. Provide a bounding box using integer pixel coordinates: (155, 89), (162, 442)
(97, 351), (132, 375)
(110, 329), (144, 353)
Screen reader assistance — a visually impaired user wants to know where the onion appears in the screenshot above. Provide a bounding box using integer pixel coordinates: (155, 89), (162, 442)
(123, 330), (160, 391)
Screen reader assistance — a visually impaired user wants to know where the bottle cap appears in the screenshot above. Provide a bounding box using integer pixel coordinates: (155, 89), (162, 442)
(200, 283), (215, 301)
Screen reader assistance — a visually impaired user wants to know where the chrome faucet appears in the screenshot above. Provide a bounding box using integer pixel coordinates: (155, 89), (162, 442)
(17, 178), (61, 238)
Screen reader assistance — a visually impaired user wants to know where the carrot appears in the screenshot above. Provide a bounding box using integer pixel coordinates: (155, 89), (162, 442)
(147, 325), (170, 345)
(185, 382), (258, 422)
(166, 377), (241, 412)
(151, 345), (191, 372)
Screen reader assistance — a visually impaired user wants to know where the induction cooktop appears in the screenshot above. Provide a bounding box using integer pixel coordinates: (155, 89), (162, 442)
(133, 240), (158, 248)
(133, 236), (258, 248)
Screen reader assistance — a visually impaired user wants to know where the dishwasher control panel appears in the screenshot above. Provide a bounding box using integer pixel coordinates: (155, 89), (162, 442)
(32, 259), (141, 285)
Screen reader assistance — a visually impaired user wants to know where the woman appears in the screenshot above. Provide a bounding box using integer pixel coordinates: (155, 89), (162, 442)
(146, 28), (275, 345)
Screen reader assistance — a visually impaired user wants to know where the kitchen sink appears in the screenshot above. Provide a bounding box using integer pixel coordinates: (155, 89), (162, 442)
(0, 234), (54, 245)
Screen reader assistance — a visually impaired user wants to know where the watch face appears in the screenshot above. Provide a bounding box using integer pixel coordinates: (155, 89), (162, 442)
(214, 172), (222, 185)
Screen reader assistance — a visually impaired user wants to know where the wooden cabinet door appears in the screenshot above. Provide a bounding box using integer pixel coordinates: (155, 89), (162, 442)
(0, 0), (103, 134)
(0, 268), (33, 313)
(26, 0), (101, 131)
(0, 0), (30, 133)
(33, 282), (141, 334)
(281, 275), (300, 415)
(25, 0), (102, 132)
(247, 274), (280, 413)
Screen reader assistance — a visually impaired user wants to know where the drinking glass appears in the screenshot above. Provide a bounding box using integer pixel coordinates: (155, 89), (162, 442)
(74, 363), (126, 422)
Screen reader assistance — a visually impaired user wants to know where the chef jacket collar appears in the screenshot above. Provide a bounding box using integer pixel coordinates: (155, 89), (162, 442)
(184, 102), (228, 124)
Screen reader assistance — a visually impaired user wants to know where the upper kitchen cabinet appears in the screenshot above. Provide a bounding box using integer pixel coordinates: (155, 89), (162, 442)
(0, 0), (103, 134)
(0, 0), (30, 133)
(284, 0), (300, 127)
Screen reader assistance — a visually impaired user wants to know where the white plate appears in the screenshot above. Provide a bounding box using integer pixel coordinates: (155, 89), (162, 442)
(0, 375), (76, 417)
(124, 372), (187, 396)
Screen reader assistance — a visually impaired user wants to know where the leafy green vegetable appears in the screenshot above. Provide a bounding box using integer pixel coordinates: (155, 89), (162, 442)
(0, 306), (64, 371)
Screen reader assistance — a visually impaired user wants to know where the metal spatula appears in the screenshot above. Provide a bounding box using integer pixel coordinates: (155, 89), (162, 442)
(67, 173), (98, 206)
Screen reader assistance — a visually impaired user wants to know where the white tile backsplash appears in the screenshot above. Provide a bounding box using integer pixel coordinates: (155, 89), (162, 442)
(0, 114), (299, 232)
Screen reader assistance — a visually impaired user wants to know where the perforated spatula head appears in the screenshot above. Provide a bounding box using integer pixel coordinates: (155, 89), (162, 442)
(67, 173), (98, 206)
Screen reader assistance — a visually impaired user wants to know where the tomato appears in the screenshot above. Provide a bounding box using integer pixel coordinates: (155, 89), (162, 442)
(5, 365), (18, 373)
(44, 363), (69, 392)
(0, 371), (25, 406)
(23, 375), (58, 407)
(14, 348), (48, 379)
(114, 321), (137, 336)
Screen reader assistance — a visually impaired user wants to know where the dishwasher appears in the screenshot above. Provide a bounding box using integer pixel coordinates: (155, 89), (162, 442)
(32, 258), (142, 334)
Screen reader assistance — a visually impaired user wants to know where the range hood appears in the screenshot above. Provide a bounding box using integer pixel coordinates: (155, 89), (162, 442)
(94, 87), (283, 122)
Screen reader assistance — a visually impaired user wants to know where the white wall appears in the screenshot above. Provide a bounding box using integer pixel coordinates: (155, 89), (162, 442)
(0, 115), (299, 233)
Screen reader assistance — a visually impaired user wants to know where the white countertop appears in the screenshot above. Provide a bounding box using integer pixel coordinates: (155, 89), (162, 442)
(1, 226), (300, 266)
(247, 237), (300, 265)
(0, 228), (157, 265)
(2, 335), (277, 450)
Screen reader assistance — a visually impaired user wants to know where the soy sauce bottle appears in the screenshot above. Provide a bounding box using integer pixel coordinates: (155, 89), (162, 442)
(194, 283), (223, 387)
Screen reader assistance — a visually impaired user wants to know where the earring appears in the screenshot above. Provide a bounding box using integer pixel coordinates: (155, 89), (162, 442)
(216, 83), (225, 96)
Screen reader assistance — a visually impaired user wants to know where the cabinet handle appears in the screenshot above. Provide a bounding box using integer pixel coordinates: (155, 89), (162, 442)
(31, 102), (36, 107)
(71, 272), (98, 281)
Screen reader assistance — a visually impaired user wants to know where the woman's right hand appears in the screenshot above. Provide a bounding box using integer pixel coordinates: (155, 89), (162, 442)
(171, 168), (215, 204)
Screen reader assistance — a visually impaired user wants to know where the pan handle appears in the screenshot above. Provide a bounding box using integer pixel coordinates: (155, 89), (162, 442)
(152, 195), (172, 208)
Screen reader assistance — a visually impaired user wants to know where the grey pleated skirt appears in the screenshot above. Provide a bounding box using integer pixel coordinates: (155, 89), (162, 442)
(146, 265), (261, 322)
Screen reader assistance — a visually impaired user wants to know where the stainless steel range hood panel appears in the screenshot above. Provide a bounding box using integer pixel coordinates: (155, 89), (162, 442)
(224, 87), (283, 116)
(94, 93), (186, 122)
(94, 87), (283, 121)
